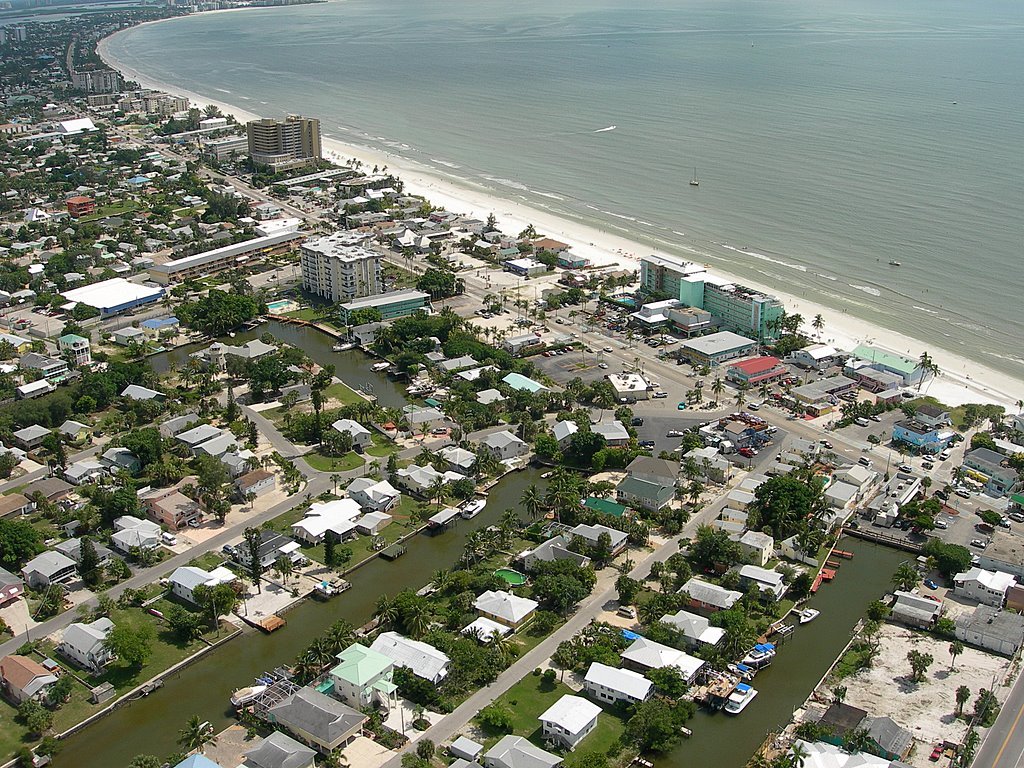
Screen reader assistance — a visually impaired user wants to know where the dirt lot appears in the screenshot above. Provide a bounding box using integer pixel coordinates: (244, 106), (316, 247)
(839, 624), (1011, 767)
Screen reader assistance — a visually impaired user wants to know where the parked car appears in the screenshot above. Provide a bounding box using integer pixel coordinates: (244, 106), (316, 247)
(667, 430), (685, 437)
(956, 488), (972, 499)
(924, 579), (939, 589)
(631, 417), (644, 426)
(933, 519), (948, 529)
(652, 392), (668, 399)
(970, 539), (987, 548)
(677, 402), (688, 410)
(598, 362), (609, 369)
(820, 440), (834, 450)
(898, 463), (913, 473)
(639, 440), (656, 448)
(739, 447), (757, 458)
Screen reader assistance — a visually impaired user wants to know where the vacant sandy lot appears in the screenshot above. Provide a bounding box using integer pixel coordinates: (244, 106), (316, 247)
(839, 624), (1010, 767)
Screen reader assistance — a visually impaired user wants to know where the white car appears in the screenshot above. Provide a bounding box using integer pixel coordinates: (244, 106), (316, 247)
(652, 392), (668, 399)
(598, 362), (609, 369)
(933, 519), (948, 530)
(667, 430), (685, 437)
(956, 488), (972, 499)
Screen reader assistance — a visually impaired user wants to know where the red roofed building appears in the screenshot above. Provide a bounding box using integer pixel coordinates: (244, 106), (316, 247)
(726, 356), (787, 386)
(65, 196), (95, 218)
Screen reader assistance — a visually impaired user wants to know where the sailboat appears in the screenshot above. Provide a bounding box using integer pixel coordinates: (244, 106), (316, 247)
(689, 167), (700, 187)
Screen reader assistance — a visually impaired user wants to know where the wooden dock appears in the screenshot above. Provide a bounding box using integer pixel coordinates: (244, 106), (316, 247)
(833, 549), (855, 559)
(380, 543), (407, 560)
(244, 615), (286, 633)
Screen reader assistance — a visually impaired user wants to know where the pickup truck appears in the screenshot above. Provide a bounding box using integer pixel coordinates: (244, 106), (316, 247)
(976, 522), (995, 534)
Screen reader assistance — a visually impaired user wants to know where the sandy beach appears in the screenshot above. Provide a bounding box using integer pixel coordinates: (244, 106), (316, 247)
(99, 25), (1022, 411)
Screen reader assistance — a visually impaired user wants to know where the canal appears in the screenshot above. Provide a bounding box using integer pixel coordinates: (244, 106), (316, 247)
(60, 321), (909, 768)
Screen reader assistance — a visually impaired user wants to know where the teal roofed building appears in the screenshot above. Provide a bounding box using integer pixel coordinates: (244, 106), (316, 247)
(849, 345), (926, 386)
(173, 755), (224, 768)
(329, 643), (398, 710)
(582, 497), (627, 518)
(501, 372), (547, 393)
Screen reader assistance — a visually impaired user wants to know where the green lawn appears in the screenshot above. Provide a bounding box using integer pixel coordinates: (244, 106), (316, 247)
(323, 381), (365, 406)
(481, 675), (626, 767)
(304, 452), (365, 472)
(284, 308), (320, 321)
(188, 551), (226, 571)
(366, 434), (400, 457)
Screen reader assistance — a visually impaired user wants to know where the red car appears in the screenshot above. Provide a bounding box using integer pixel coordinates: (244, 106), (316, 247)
(739, 447), (756, 458)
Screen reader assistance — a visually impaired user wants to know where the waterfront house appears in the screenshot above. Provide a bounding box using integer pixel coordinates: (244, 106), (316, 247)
(591, 420), (629, 446)
(439, 446), (477, 474)
(355, 511), (392, 535)
(890, 590), (941, 629)
(539, 695), (601, 751)
(0, 655), (57, 703)
(369, 631), (450, 685)
(474, 590), (538, 628)
(242, 730), (317, 768)
(266, 686), (367, 754)
(236, 469), (276, 499)
(347, 477), (401, 512)
(736, 565), (786, 599)
(329, 643), (398, 709)
(330, 418), (372, 449)
(953, 567), (1016, 607)
(824, 480), (859, 509)
(583, 662), (652, 707)
(169, 566), (236, 605)
(0, 568), (24, 606)
(552, 419), (578, 448)
(236, 529), (305, 571)
(567, 523), (628, 558)
(483, 735), (562, 768)
(21, 551), (77, 589)
(480, 430), (529, 461)
(58, 618), (115, 672)
(395, 464), (465, 496)
(679, 577), (741, 613)
(659, 609), (725, 650)
(521, 535), (591, 571)
(620, 637), (704, 683)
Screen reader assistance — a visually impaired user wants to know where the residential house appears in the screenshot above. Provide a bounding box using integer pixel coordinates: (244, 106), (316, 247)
(111, 516), (161, 552)
(620, 637), (705, 683)
(242, 731), (317, 768)
(64, 459), (106, 485)
(592, 420), (630, 446)
(113, 327), (148, 347)
(914, 403), (950, 428)
(539, 695), (602, 751)
(521, 535), (591, 571)
(330, 418), (372, 449)
(659, 609), (725, 650)
(583, 662), (652, 706)
(679, 578), (741, 613)
(891, 590), (942, 629)
(120, 384), (164, 401)
(862, 715), (914, 761)
(737, 531), (774, 566)
(175, 424), (223, 451)
(736, 565), (786, 599)
(0, 493), (32, 518)
(449, 736), (484, 763)
(101, 446), (142, 474)
(235, 529), (304, 571)
(194, 432), (240, 459)
(12, 424), (50, 450)
(0, 568), (24, 606)
(824, 480), (859, 510)
(159, 412), (200, 438)
(54, 538), (112, 567)
(955, 606), (1024, 656)
(476, 388), (506, 406)
(57, 419), (92, 445)
(439, 446), (477, 474)
(616, 474), (674, 512)
(964, 448), (1020, 497)
(16, 379), (55, 399)
(567, 523), (628, 557)
(403, 406), (446, 433)
(169, 566), (236, 604)
(21, 550), (77, 589)
(395, 464), (465, 496)
(483, 736), (562, 768)
(0, 655), (58, 703)
(685, 447), (730, 484)
(19, 352), (69, 382)
(891, 419), (955, 455)
(552, 420), (578, 448)
(21, 477), (72, 503)
(329, 643), (398, 709)
(369, 631), (450, 684)
(355, 511), (392, 535)
(222, 450), (259, 479)
(58, 333), (91, 367)
(236, 470), (276, 499)
(474, 590), (539, 628)
(953, 567), (1016, 607)
(347, 477), (401, 512)
(266, 686), (367, 754)
(480, 430), (529, 461)
(291, 499), (362, 545)
(58, 618), (115, 672)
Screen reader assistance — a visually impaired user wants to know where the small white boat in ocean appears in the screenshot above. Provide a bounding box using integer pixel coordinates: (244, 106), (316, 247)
(332, 342), (355, 352)
(371, 361), (390, 372)
(460, 498), (487, 519)
(889, 260), (901, 266)
(230, 684), (267, 707)
(540, 471), (554, 479)
(798, 608), (820, 624)
(724, 683), (758, 714)
(741, 643), (776, 668)
(689, 167), (700, 187)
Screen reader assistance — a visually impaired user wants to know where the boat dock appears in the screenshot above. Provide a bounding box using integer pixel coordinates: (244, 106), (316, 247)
(244, 614), (286, 633)
(694, 674), (738, 708)
(380, 543), (407, 560)
(427, 506), (461, 531)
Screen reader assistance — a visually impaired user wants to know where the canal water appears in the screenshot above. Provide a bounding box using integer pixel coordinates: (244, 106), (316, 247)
(59, 322), (909, 768)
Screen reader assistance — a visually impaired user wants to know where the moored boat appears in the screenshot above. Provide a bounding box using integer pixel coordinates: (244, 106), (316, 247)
(332, 342), (356, 352)
(371, 361), (390, 372)
(460, 498), (487, 519)
(798, 608), (820, 624)
(230, 684), (267, 707)
(741, 643), (776, 668)
(724, 683), (758, 714)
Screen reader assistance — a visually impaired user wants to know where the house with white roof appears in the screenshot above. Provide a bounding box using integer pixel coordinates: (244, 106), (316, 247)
(347, 477), (401, 512)
(953, 567), (1017, 607)
(474, 590), (538, 628)
(891, 590), (942, 629)
(169, 565), (236, 604)
(476, 388), (506, 406)
(567, 523), (628, 557)
(659, 609), (725, 650)
(58, 618), (115, 672)
(21, 551), (77, 589)
(737, 530), (774, 567)
(176, 424), (223, 451)
(462, 616), (513, 643)
(439, 446), (477, 474)
(13, 424), (50, 450)
(583, 662), (652, 706)
(369, 631), (450, 685)
(521, 535), (591, 571)
(539, 695), (602, 750)
(395, 464), (465, 496)
(592, 420), (630, 446)
(480, 430), (529, 461)
(291, 499), (362, 544)
(331, 418), (371, 448)
(552, 420), (579, 448)
(736, 564), (786, 600)
(111, 516), (161, 552)
(679, 577), (742, 613)
(120, 384), (164, 401)
(620, 637), (705, 683)
(483, 735), (562, 768)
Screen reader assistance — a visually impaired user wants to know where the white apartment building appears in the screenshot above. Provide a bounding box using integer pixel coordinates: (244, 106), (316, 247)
(301, 233), (382, 303)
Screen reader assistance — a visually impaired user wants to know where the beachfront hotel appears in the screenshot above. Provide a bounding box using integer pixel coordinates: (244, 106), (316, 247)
(246, 114), (322, 172)
(301, 232), (382, 303)
(639, 253), (783, 341)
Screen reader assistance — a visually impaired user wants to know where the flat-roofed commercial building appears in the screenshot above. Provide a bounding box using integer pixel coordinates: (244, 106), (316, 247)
(149, 230), (303, 285)
(62, 278), (164, 316)
(301, 233), (381, 303)
(677, 331), (758, 367)
(338, 290), (430, 324)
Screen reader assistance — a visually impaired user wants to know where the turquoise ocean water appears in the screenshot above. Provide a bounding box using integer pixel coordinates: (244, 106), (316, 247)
(105, 0), (1024, 381)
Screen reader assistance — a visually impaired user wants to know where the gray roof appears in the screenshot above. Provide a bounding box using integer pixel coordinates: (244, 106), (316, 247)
(13, 424), (50, 441)
(482, 430), (525, 449)
(268, 686), (366, 746)
(863, 715), (913, 757)
(680, 331), (756, 356)
(0, 567), (22, 588)
(243, 730), (317, 768)
(484, 735), (562, 768)
(176, 423), (222, 446)
(23, 550), (76, 577)
(121, 384), (163, 400)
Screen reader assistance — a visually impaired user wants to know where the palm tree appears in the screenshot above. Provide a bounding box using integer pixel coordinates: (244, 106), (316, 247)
(330, 474), (342, 494)
(687, 480), (704, 506)
(789, 741), (810, 768)
(177, 715), (214, 754)
(306, 637), (336, 667)
(521, 483), (544, 521)
(949, 640), (964, 670)
(812, 313), (824, 341)
(891, 562), (918, 592)
(735, 383), (748, 407)
(374, 594), (398, 627)
(489, 632), (520, 663)
(431, 569), (452, 593)
(326, 620), (355, 654)
(274, 555), (294, 585)
(711, 377), (725, 404)
(428, 477), (447, 510)
(405, 602), (431, 639)
(917, 351), (933, 391)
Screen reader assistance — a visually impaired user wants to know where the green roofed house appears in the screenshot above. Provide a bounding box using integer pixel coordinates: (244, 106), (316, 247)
(616, 475), (674, 512)
(329, 643), (398, 710)
(57, 333), (91, 367)
(501, 372), (547, 393)
(582, 497), (627, 518)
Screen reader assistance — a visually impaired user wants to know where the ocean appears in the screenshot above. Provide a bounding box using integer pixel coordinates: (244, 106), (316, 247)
(104, 0), (1024, 381)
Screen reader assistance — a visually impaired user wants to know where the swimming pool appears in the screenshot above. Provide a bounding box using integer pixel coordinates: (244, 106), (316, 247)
(266, 299), (292, 310)
(494, 568), (528, 587)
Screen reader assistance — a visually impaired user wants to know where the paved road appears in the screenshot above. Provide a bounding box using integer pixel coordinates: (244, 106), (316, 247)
(975, 672), (1024, 768)
(0, 445), (100, 496)
(380, 485), (730, 768)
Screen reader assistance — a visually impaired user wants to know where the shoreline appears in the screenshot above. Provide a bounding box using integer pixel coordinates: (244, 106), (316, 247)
(98, 25), (1021, 411)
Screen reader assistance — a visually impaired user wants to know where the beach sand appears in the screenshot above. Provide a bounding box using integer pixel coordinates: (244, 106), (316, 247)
(99, 27), (1022, 411)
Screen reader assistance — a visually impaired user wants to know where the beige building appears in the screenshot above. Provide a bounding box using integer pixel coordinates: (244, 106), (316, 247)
(300, 233), (382, 302)
(246, 115), (322, 171)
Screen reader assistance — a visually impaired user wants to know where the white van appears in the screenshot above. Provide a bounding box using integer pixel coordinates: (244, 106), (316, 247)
(160, 532), (177, 546)
(858, 456), (873, 468)
(854, 417), (871, 427)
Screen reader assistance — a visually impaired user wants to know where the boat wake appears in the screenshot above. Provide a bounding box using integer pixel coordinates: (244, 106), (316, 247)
(593, 125), (617, 133)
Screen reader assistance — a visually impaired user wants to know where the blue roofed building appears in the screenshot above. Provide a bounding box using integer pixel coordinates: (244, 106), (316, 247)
(140, 316), (180, 337)
(501, 372), (546, 393)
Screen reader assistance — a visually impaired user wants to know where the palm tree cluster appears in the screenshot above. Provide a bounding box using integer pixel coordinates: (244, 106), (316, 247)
(292, 620), (356, 684)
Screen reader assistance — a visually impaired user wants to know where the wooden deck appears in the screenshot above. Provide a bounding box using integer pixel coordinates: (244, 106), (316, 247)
(244, 615), (286, 633)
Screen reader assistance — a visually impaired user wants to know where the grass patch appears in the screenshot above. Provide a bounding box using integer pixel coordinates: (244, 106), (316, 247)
(366, 434), (399, 457)
(323, 381), (365, 406)
(284, 308), (320, 321)
(832, 644), (876, 680)
(187, 551), (226, 571)
(304, 452), (364, 472)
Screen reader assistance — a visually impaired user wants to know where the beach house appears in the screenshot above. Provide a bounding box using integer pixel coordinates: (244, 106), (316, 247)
(368, 631), (450, 685)
(659, 609), (725, 650)
(583, 662), (652, 706)
(620, 637), (705, 683)
(953, 567), (1016, 607)
(58, 618), (116, 672)
(483, 735), (562, 768)
(329, 643), (398, 709)
(679, 577), (741, 613)
(474, 590), (538, 628)
(539, 695), (602, 751)
(265, 686), (367, 754)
